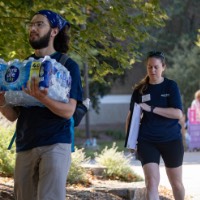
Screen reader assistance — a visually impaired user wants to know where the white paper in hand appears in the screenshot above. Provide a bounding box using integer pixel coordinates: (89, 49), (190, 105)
(126, 103), (142, 150)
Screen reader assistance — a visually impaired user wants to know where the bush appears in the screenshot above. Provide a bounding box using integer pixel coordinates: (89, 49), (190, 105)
(0, 125), (91, 185)
(0, 125), (16, 177)
(67, 147), (90, 185)
(95, 143), (143, 182)
(105, 130), (125, 140)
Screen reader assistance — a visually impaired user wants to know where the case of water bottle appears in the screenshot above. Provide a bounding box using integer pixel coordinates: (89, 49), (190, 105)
(0, 56), (71, 106)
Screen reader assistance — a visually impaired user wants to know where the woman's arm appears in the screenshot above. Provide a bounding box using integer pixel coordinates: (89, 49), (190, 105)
(140, 103), (183, 120)
(125, 111), (131, 134)
(153, 106), (183, 119)
(191, 100), (197, 109)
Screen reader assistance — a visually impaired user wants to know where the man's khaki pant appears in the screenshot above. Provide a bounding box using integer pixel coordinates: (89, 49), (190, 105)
(14, 143), (71, 200)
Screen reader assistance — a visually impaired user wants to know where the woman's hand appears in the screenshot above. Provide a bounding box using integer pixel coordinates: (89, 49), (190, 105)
(140, 103), (151, 112)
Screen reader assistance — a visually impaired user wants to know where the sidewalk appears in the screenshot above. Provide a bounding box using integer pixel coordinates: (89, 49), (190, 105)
(130, 151), (200, 200)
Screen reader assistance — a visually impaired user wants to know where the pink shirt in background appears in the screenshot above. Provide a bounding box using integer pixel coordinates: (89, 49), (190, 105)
(191, 99), (200, 121)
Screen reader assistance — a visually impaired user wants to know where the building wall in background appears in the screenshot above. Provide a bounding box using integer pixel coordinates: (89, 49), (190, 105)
(79, 95), (131, 131)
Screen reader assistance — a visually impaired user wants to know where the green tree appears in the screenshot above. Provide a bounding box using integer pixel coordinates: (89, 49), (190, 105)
(0, 0), (167, 108)
(196, 29), (200, 47)
(143, 0), (200, 54)
(166, 35), (200, 113)
(134, 0), (200, 114)
(0, 0), (167, 76)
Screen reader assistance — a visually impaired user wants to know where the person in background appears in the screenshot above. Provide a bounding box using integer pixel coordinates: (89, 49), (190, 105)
(191, 89), (200, 121)
(125, 51), (185, 200)
(0, 9), (83, 200)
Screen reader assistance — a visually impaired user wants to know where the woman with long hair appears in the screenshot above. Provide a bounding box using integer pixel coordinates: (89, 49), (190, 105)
(126, 51), (185, 200)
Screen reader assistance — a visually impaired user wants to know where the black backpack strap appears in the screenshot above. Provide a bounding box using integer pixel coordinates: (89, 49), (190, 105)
(8, 131), (16, 150)
(59, 54), (69, 66)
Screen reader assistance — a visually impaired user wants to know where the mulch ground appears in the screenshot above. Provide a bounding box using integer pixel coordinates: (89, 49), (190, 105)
(0, 176), (192, 200)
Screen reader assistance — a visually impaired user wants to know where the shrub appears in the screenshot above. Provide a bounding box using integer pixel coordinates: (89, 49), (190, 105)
(95, 143), (143, 182)
(0, 125), (16, 177)
(105, 130), (125, 140)
(67, 147), (90, 185)
(0, 125), (91, 185)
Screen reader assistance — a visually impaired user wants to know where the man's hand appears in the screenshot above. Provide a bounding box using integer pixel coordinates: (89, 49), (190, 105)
(23, 77), (48, 101)
(0, 91), (6, 106)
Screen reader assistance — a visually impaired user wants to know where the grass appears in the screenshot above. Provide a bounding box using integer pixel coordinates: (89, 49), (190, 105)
(75, 128), (128, 158)
(0, 124), (16, 177)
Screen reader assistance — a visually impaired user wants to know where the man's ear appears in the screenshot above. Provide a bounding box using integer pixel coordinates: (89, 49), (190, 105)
(51, 28), (59, 37)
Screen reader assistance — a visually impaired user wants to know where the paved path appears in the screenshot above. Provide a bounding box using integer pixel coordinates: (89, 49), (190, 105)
(130, 151), (200, 200)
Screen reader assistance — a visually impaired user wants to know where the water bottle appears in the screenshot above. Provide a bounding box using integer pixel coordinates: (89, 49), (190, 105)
(4, 59), (28, 91)
(22, 57), (34, 88)
(5, 90), (43, 107)
(0, 59), (7, 91)
(4, 57), (72, 106)
(47, 59), (71, 103)
(39, 56), (53, 89)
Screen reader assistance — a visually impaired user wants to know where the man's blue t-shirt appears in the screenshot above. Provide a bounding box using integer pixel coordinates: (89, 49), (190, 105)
(129, 78), (182, 142)
(15, 52), (83, 152)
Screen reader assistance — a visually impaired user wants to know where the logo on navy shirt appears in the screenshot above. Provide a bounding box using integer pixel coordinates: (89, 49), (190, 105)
(161, 94), (170, 97)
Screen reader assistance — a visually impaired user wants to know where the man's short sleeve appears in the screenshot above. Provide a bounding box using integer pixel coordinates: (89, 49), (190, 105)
(64, 58), (83, 101)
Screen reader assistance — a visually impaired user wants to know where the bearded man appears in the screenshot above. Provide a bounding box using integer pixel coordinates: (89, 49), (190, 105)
(0, 10), (83, 200)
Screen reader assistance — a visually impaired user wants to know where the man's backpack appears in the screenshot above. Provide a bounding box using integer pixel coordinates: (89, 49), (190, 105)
(59, 54), (88, 127)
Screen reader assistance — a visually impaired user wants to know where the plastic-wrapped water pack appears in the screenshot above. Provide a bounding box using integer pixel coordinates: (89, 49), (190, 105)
(0, 59), (8, 91)
(0, 56), (71, 106)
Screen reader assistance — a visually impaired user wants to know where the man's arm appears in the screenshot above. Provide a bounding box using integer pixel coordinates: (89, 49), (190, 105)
(23, 77), (76, 119)
(0, 105), (19, 122)
(38, 96), (77, 119)
(0, 92), (19, 121)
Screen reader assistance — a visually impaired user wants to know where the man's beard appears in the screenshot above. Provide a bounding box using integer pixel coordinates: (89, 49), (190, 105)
(29, 29), (52, 50)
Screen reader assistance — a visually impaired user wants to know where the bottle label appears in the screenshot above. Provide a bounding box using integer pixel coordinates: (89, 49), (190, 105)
(39, 60), (52, 88)
(29, 61), (41, 79)
(5, 66), (19, 83)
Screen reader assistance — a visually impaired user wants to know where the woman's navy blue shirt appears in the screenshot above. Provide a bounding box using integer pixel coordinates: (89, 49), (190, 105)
(16, 52), (83, 152)
(130, 78), (182, 142)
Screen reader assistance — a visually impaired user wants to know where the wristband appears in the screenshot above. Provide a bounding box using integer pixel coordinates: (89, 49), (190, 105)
(151, 106), (155, 113)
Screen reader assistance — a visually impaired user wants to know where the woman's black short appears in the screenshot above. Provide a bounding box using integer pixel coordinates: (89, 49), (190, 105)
(137, 139), (184, 168)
